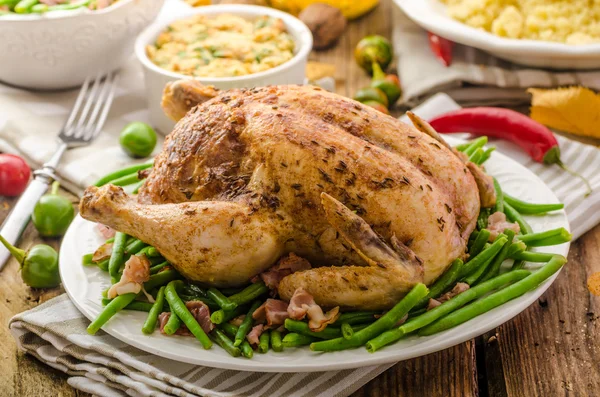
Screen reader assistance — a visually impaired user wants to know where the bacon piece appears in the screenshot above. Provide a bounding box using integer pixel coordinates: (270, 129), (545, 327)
(487, 212), (520, 240)
(246, 324), (264, 346)
(158, 312), (192, 336)
(427, 299), (442, 311)
(92, 242), (113, 262)
(185, 300), (214, 334)
(253, 299), (289, 327)
(107, 255), (150, 299)
(229, 314), (246, 327)
(287, 288), (340, 332)
(97, 223), (116, 239)
(39, 0), (67, 5)
(259, 253), (311, 290)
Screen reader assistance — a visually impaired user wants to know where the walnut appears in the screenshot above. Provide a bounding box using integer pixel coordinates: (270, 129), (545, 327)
(299, 3), (347, 50)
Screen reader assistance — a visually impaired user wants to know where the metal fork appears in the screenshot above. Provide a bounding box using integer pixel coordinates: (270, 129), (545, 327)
(0, 71), (120, 270)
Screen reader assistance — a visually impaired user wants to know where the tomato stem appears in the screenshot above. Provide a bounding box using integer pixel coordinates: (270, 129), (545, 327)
(51, 180), (60, 196)
(0, 234), (26, 264)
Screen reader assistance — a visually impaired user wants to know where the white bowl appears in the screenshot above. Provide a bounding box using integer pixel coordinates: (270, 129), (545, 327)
(135, 4), (313, 134)
(394, 0), (600, 69)
(0, 0), (165, 90)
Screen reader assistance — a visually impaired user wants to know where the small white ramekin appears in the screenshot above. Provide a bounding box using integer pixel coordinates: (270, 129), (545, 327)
(135, 4), (313, 134)
(0, 0), (164, 90)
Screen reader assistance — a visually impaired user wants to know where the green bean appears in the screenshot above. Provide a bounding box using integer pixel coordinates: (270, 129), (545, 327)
(165, 281), (212, 349)
(460, 236), (508, 278)
(14, 0), (37, 13)
(144, 270), (181, 294)
(33, 0), (89, 12)
(234, 300), (262, 346)
(310, 283), (428, 352)
(503, 193), (564, 215)
(468, 148), (484, 164)
(477, 208), (491, 230)
(105, 237), (115, 244)
(94, 162), (153, 187)
(0, 0), (19, 5)
(414, 259), (463, 310)
(210, 304), (247, 325)
(108, 232), (127, 281)
(462, 256), (494, 286)
(503, 202), (533, 235)
(333, 312), (378, 326)
(511, 250), (554, 263)
(30, 3), (47, 11)
(87, 293), (138, 334)
(110, 173), (141, 187)
(493, 178), (504, 213)
(365, 270), (531, 352)
(469, 229), (491, 257)
(163, 309), (181, 335)
(271, 330), (283, 352)
(219, 323), (253, 358)
(221, 287), (245, 296)
(282, 333), (317, 348)
(137, 246), (161, 258)
(258, 330), (270, 353)
(463, 137), (488, 156)
(101, 298), (158, 312)
(517, 227), (571, 247)
(341, 323), (354, 340)
(210, 282), (268, 323)
(511, 260), (525, 270)
(207, 288), (237, 311)
(150, 261), (169, 274)
(131, 180), (145, 194)
(455, 142), (472, 152)
(507, 241), (527, 257)
(212, 328), (241, 357)
(420, 255), (566, 335)
(142, 286), (165, 334)
(82, 253), (94, 266)
(478, 147), (495, 165)
(178, 294), (219, 310)
(185, 284), (208, 298)
(478, 230), (516, 283)
(125, 239), (147, 255)
(284, 319), (341, 339)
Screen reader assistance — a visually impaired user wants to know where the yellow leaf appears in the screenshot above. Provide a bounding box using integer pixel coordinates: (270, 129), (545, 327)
(528, 86), (600, 139)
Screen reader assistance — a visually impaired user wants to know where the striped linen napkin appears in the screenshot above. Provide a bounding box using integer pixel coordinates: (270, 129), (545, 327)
(392, 6), (600, 107)
(9, 93), (600, 397)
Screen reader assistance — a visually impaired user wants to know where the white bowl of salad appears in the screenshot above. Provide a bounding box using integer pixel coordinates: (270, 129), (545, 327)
(0, 0), (165, 90)
(135, 4), (313, 134)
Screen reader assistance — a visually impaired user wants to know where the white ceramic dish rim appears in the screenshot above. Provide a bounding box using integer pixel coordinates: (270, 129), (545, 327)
(60, 136), (570, 372)
(394, 0), (600, 57)
(134, 4), (313, 85)
(0, 0), (135, 20)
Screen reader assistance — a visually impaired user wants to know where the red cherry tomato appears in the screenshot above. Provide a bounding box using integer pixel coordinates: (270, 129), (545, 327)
(0, 154), (30, 197)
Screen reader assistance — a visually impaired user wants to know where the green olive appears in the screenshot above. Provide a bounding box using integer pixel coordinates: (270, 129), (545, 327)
(353, 87), (389, 107)
(354, 35), (393, 74)
(119, 122), (157, 158)
(32, 181), (74, 237)
(0, 235), (60, 289)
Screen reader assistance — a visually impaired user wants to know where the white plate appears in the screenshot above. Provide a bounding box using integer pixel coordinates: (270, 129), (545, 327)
(394, 0), (600, 69)
(60, 136), (570, 372)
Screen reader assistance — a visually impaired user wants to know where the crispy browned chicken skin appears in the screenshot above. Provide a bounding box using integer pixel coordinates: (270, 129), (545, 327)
(80, 82), (482, 310)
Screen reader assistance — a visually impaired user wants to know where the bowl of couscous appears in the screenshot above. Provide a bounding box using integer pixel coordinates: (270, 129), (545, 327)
(394, 0), (600, 69)
(135, 4), (313, 133)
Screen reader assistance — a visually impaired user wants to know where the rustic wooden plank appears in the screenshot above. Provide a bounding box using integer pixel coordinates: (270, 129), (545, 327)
(481, 225), (600, 396)
(351, 343), (478, 397)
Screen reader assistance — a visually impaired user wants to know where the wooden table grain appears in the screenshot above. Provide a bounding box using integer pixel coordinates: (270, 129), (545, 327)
(1, 0), (599, 395)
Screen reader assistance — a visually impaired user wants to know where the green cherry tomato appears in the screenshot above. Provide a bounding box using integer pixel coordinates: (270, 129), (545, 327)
(119, 122), (157, 158)
(370, 62), (402, 105)
(354, 35), (393, 74)
(362, 100), (390, 115)
(0, 235), (60, 288)
(32, 181), (74, 237)
(353, 87), (389, 107)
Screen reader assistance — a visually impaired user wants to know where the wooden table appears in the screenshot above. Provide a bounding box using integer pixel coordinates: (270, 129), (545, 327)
(2, 0), (599, 395)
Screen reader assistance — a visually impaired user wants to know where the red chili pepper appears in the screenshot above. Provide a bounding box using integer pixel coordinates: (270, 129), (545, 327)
(429, 107), (592, 196)
(427, 32), (454, 67)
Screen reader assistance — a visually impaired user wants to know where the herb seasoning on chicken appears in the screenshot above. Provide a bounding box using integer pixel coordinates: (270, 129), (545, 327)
(146, 14), (295, 77)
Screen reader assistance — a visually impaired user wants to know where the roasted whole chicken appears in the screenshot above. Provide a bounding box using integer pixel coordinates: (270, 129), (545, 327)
(80, 81), (492, 310)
